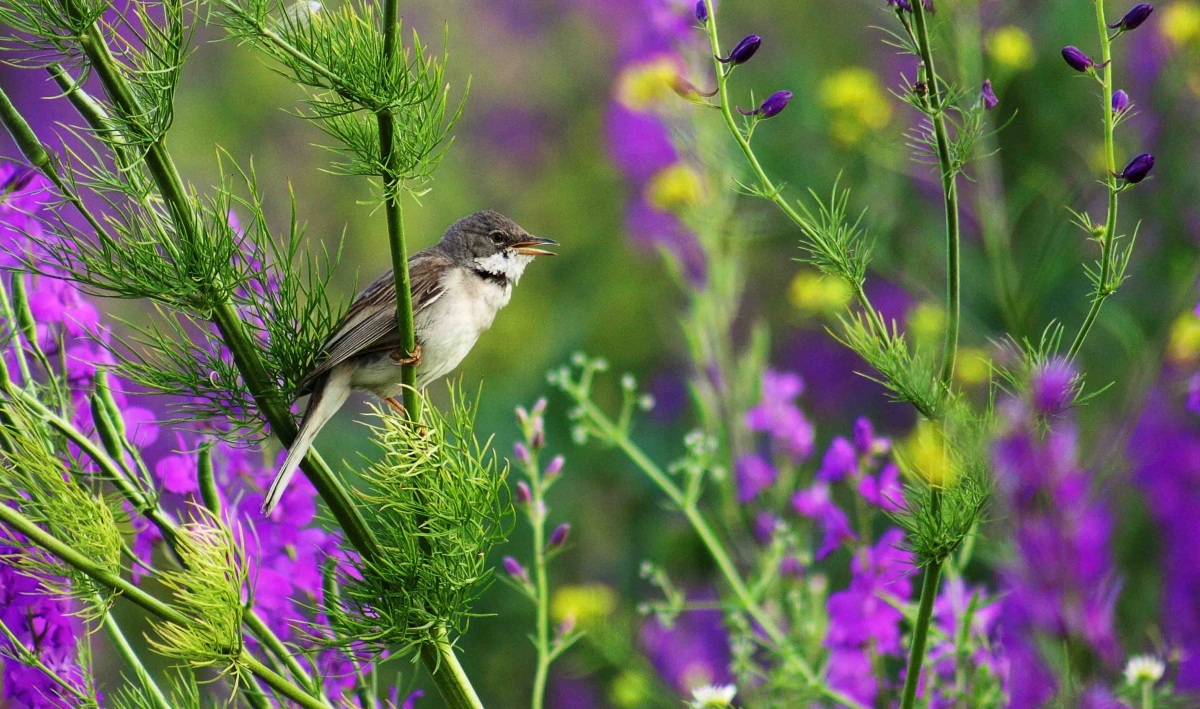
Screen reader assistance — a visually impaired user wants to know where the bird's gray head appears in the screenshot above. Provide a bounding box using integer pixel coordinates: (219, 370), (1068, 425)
(437, 210), (557, 286)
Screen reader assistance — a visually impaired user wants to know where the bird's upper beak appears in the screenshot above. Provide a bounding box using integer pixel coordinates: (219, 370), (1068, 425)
(512, 236), (558, 257)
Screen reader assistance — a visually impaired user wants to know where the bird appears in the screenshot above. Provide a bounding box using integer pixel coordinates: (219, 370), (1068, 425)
(261, 210), (557, 514)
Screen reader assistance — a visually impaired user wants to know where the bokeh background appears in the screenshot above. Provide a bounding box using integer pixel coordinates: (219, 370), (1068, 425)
(3, 0), (1200, 706)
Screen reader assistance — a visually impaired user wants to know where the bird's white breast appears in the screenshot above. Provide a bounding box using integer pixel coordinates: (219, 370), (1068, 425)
(413, 266), (513, 387)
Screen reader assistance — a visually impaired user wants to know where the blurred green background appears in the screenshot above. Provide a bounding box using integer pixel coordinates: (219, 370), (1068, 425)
(4, 0), (1200, 705)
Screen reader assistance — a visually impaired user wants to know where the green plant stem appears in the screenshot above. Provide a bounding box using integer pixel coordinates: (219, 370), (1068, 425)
(909, 0), (961, 388)
(571, 392), (867, 709)
(899, 554), (944, 708)
(1067, 0), (1120, 360)
(526, 455), (552, 709)
(100, 603), (173, 709)
(418, 630), (485, 709)
(0, 502), (331, 709)
(0, 618), (94, 703)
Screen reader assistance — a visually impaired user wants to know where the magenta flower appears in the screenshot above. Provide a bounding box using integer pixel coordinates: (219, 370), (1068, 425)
(548, 523), (571, 548)
(791, 482), (854, 559)
(514, 481), (532, 505)
(503, 556), (528, 581)
(734, 454), (777, 503)
(745, 369), (815, 459)
(980, 79), (998, 110)
(1030, 357), (1078, 415)
(858, 462), (904, 512)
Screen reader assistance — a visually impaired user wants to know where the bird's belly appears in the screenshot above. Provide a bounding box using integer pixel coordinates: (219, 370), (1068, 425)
(414, 283), (507, 387)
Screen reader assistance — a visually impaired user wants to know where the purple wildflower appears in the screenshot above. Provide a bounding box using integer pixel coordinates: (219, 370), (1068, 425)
(736, 90), (792, 118)
(1108, 3), (1154, 32)
(791, 482), (854, 559)
(1029, 357), (1078, 415)
(503, 556), (528, 581)
(734, 454), (776, 503)
(980, 79), (998, 110)
(514, 481), (532, 505)
(694, 0), (707, 23)
(1117, 152), (1155, 184)
(716, 34), (761, 65)
(745, 370), (815, 460)
(544, 455), (564, 477)
(1062, 46), (1095, 72)
(1112, 89), (1131, 114)
(640, 597), (732, 692)
(816, 437), (857, 482)
(548, 523), (571, 548)
(858, 462), (904, 512)
(513, 441), (531, 464)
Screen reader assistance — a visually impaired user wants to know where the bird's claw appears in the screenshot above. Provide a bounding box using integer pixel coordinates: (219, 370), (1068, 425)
(390, 343), (422, 367)
(384, 397), (406, 416)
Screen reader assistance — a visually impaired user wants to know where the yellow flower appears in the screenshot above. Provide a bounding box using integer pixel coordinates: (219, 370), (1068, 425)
(986, 26), (1036, 72)
(820, 67), (892, 146)
(955, 347), (992, 387)
(907, 302), (946, 345)
(789, 271), (852, 316)
(899, 419), (956, 488)
(616, 56), (681, 111)
(646, 163), (703, 211)
(551, 583), (616, 629)
(1162, 1), (1200, 46)
(1168, 311), (1200, 364)
(609, 671), (653, 708)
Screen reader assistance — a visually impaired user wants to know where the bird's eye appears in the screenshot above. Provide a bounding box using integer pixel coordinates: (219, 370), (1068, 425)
(489, 230), (507, 245)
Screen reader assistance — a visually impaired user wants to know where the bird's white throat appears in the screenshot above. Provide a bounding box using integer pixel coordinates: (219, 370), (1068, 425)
(473, 251), (534, 285)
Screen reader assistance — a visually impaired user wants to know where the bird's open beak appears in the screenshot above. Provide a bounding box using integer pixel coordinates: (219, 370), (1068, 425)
(513, 236), (558, 257)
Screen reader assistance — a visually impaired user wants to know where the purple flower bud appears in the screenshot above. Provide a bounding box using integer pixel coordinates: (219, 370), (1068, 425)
(717, 34), (761, 65)
(531, 397), (547, 418)
(548, 523), (571, 548)
(1117, 152), (1154, 183)
(513, 442), (531, 464)
(980, 79), (998, 110)
(544, 455), (564, 478)
(1061, 46), (1094, 72)
(888, 0), (913, 10)
(503, 556), (528, 581)
(1108, 3), (1153, 31)
(694, 0), (707, 22)
(2, 166), (36, 193)
(737, 90), (793, 118)
(531, 418), (545, 449)
(1111, 89), (1131, 114)
(1030, 358), (1078, 415)
(514, 481), (532, 505)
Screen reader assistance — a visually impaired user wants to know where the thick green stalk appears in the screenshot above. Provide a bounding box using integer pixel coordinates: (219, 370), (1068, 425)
(100, 603), (173, 709)
(1067, 0), (1120, 360)
(418, 631), (485, 709)
(571, 392), (868, 709)
(899, 554), (944, 708)
(909, 0), (961, 388)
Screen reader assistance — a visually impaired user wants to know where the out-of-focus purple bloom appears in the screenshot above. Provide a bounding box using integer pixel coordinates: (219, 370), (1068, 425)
(716, 34), (761, 65)
(858, 462), (904, 512)
(816, 437), (857, 482)
(887, 0), (934, 12)
(1062, 46), (1095, 72)
(1112, 89), (1131, 114)
(549, 523), (571, 548)
(734, 453), (776, 503)
(791, 482), (854, 559)
(1117, 152), (1155, 183)
(544, 455), (564, 477)
(694, 0), (707, 23)
(1188, 374), (1200, 414)
(745, 370), (815, 460)
(514, 481), (532, 505)
(1108, 3), (1154, 31)
(503, 555), (528, 581)
(736, 90), (792, 118)
(641, 597), (732, 693)
(1029, 357), (1077, 415)
(753, 512), (780, 544)
(825, 647), (877, 705)
(979, 79), (998, 110)
(513, 441), (531, 464)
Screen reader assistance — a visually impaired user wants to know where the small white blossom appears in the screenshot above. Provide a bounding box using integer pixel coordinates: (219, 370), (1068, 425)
(1123, 654), (1165, 685)
(688, 683), (737, 708)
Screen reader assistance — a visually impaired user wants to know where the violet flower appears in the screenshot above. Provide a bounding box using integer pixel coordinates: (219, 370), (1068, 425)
(694, 0), (707, 23)
(980, 79), (998, 110)
(1117, 152), (1155, 183)
(1062, 46), (1095, 72)
(791, 482), (855, 559)
(734, 453), (777, 503)
(736, 90), (792, 118)
(716, 35), (761, 65)
(503, 555), (528, 581)
(1112, 89), (1131, 114)
(548, 522), (571, 548)
(514, 480), (532, 505)
(1029, 357), (1078, 415)
(1108, 3), (1154, 32)
(744, 369), (815, 460)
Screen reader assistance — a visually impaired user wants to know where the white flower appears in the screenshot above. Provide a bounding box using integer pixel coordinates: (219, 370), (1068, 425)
(688, 683), (737, 709)
(1123, 654), (1165, 685)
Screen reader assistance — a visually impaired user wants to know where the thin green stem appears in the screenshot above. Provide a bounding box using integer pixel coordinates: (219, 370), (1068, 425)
(240, 653), (329, 709)
(1141, 681), (1154, 709)
(526, 453), (552, 709)
(899, 555), (944, 708)
(909, 1), (961, 389)
(0, 617), (94, 703)
(1067, 0), (1120, 360)
(100, 603), (173, 709)
(571, 391), (867, 709)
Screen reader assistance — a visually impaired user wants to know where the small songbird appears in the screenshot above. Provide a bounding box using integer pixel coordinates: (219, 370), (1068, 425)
(262, 210), (557, 514)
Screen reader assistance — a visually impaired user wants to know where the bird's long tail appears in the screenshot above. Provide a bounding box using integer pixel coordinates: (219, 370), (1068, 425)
(262, 367), (352, 515)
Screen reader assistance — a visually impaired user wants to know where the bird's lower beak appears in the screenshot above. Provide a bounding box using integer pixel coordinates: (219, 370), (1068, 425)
(513, 236), (558, 256)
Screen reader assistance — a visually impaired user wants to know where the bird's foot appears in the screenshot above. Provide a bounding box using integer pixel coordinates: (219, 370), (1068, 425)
(384, 397), (407, 416)
(390, 343), (422, 367)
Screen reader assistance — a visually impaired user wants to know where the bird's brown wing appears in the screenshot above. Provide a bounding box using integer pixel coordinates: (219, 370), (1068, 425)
(297, 251), (451, 395)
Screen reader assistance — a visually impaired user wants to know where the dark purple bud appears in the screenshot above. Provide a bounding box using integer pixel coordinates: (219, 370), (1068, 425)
(531, 419), (545, 449)
(888, 0), (913, 10)
(544, 455), (564, 478)
(717, 35), (761, 65)
(1108, 3), (1153, 31)
(736, 90), (792, 118)
(1061, 46), (1094, 72)
(1111, 89), (1131, 113)
(1117, 152), (1154, 183)
(548, 523), (571, 548)
(503, 556), (528, 581)
(694, 0), (707, 22)
(2, 167), (36, 193)
(514, 481), (532, 505)
(513, 442), (531, 464)
(979, 79), (998, 110)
